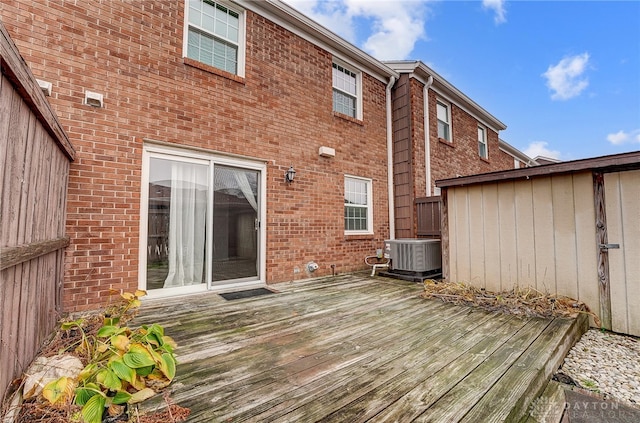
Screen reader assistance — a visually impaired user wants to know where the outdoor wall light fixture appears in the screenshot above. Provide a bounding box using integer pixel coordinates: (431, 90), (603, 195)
(285, 166), (296, 184)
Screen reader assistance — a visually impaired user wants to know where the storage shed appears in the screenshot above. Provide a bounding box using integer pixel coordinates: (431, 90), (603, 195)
(436, 151), (640, 336)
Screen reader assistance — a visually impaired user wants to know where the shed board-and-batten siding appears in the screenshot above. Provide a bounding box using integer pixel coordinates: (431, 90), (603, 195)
(447, 172), (600, 314)
(605, 170), (640, 336)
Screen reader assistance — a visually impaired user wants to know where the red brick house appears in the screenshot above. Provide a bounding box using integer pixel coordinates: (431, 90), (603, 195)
(2, 1), (531, 311)
(2, 0), (401, 310)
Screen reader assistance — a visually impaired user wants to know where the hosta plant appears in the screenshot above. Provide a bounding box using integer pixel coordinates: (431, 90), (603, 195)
(42, 290), (178, 423)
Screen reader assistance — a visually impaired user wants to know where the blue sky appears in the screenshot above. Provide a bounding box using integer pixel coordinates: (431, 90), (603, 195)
(283, 0), (640, 161)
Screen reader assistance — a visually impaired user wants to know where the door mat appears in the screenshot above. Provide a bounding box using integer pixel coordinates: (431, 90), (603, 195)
(219, 288), (276, 301)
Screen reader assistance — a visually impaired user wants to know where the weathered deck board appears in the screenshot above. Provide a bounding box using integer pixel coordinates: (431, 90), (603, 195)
(134, 274), (586, 422)
(211, 303), (476, 422)
(351, 316), (538, 423)
(460, 317), (587, 423)
(412, 318), (551, 422)
(269, 310), (514, 423)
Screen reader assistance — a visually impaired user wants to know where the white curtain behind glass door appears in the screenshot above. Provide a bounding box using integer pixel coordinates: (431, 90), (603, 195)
(234, 172), (257, 212)
(163, 161), (207, 288)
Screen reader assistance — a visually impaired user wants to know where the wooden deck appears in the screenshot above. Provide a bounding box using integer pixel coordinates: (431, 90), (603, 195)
(134, 274), (587, 422)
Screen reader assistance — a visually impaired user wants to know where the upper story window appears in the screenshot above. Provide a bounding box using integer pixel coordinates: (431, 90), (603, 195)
(345, 176), (373, 234)
(436, 100), (451, 141)
(333, 62), (361, 119)
(478, 125), (488, 159)
(186, 0), (245, 76)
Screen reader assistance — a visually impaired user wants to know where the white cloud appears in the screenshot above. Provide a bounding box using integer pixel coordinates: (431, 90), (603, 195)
(607, 130), (628, 145)
(350, 1), (428, 60)
(524, 141), (561, 160)
(542, 53), (590, 100)
(282, 0), (429, 60)
(284, 0), (356, 41)
(482, 0), (507, 24)
(606, 129), (640, 145)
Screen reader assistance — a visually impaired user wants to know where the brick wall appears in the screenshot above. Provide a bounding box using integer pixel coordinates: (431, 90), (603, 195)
(493, 148), (521, 170)
(3, 1), (390, 311)
(428, 90), (504, 187)
(494, 148), (533, 170)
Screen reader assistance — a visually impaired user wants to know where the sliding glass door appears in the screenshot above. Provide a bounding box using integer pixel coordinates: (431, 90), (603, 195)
(141, 148), (262, 294)
(212, 165), (259, 283)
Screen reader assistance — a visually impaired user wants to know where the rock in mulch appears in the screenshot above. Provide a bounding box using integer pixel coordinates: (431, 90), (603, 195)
(22, 355), (84, 400)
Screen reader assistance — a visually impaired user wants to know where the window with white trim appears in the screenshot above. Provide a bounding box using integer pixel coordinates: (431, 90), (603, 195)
(437, 100), (451, 141)
(478, 125), (488, 159)
(344, 176), (372, 234)
(333, 62), (360, 119)
(186, 0), (245, 76)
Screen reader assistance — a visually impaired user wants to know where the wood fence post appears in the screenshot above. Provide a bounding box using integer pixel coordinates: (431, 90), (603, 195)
(441, 189), (449, 281)
(593, 172), (611, 330)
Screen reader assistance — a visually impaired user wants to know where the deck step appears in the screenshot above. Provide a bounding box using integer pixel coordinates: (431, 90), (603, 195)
(459, 312), (589, 422)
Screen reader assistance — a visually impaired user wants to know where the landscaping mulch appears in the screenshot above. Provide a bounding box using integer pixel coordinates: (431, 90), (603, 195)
(422, 279), (600, 325)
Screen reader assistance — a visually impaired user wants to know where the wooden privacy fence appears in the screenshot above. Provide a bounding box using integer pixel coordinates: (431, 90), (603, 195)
(0, 23), (75, 400)
(415, 196), (441, 238)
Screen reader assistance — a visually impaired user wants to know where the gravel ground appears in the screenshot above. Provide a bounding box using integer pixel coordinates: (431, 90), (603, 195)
(559, 329), (640, 407)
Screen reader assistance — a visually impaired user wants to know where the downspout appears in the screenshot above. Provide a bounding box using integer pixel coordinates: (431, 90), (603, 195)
(423, 75), (434, 196)
(386, 75), (396, 239)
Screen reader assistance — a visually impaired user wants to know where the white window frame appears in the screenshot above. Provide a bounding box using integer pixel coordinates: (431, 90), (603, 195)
(332, 59), (362, 120)
(138, 143), (267, 298)
(344, 175), (373, 235)
(436, 99), (452, 141)
(183, 0), (246, 77)
(478, 125), (488, 159)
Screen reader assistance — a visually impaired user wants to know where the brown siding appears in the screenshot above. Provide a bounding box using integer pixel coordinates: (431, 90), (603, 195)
(2, 1), (391, 311)
(415, 196), (441, 238)
(392, 73), (413, 238)
(1, 23), (73, 399)
(409, 78), (428, 199)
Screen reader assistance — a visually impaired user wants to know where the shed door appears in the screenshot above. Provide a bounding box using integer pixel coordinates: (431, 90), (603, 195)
(604, 170), (640, 336)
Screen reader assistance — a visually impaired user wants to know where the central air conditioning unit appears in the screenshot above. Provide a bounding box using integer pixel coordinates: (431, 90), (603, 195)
(386, 239), (442, 273)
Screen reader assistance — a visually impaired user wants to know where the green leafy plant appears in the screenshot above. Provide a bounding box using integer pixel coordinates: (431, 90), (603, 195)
(42, 290), (178, 423)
